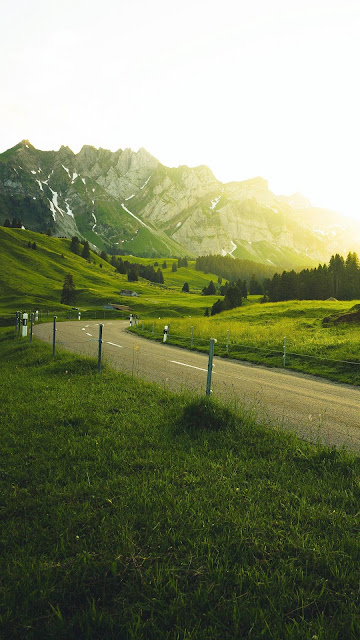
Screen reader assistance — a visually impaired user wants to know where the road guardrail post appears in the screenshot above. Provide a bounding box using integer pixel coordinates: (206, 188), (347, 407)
(52, 316), (57, 358)
(98, 323), (103, 373)
(206, 338), (217, 396)
(22, 312), (28, 338)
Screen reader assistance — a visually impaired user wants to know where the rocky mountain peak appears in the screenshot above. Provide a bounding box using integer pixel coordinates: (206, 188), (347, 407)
(0, 140), (355, 265)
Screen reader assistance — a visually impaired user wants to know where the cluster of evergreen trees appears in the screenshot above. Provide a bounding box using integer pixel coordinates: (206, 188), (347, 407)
(266, 253), (360, 301)
(195, 254), (276, 283)
(211, 280), (244, 315)
(110, 256), (164, 284)
(69, 236), (91, 260)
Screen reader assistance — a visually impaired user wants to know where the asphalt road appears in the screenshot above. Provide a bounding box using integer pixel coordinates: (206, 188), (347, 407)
(34, 320), (360, 453)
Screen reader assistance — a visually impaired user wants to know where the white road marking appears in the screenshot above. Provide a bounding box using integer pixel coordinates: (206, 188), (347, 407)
(106, 342), (123, 348)
(86, 332), (92, 337)
(82, 328), (85, 331)
(170, 360), (208, 373)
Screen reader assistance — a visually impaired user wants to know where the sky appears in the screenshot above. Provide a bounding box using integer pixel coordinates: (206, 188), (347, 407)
(1, 0), (359, 218)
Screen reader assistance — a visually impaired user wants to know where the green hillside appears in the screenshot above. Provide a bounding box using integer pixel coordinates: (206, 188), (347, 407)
(0, 227), (220, 317)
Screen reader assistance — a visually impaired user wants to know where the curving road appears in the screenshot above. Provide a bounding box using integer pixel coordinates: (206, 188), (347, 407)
(34, 320), (360, 453)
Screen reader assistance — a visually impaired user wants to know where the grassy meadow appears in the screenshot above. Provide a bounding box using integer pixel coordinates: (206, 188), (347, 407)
(2, 328), (360, 639)
(2, 226), (360, 383)
(0, 227), (220, 318)
(133, 300), (360, 385)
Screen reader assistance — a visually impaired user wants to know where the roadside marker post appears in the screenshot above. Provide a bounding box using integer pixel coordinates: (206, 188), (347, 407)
(78, 311), (81, 321)
(163, 325), (168, 343)
(98, 323), (103, 373)
(52, 316), (57, 358)
(35, 310), (39, 322)
(206, 338), (217, 396)
(283, 336), (287, 367)
(21, 312), (28, 338)
(129, 314), (133, 327)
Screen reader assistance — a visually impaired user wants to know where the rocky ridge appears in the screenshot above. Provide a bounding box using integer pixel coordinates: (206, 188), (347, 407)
(0, 139), (357, 265)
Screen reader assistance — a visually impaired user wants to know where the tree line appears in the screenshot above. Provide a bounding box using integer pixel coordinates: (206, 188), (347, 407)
(195, 254), (276, 283)
(265, 253), (360, 301)
(109, 256), (164, 284)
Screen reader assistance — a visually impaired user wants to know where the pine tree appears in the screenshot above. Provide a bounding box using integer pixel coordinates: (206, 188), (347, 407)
(127, 267), (138, 282)
(162, 261), (167, 269)
(4, 219), (11, 227)
(172, 262), (177, 272)
(156, 268), (164, 284)
(70, 236), (81, 255)
(81, 241), (90, 260)
(211, 299), (225, 316)
(182, 282), (189, 292)
(61, 274), (76, 305)
(203, 280), (216, 295)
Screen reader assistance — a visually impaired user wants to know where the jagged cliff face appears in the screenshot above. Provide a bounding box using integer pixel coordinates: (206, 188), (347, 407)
(0, 139), (357, 265)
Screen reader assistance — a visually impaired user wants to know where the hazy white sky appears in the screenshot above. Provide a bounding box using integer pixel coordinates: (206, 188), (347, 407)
(1, 0), (359, 217)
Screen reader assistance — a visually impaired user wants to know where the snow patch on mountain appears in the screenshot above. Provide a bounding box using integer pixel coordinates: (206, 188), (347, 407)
(121, 203), (153, 231)
(65, 201), (74, 218)
(62, 165), (71, 178)
(210, 196), (221, 210)
(140, 175), (152, 190)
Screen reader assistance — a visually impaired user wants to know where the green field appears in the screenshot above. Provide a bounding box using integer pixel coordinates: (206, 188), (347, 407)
(2, 226), (360, 638)
(1, 329), (360, 639)
(133, 299), (360, 385)
(0, 227), (220, 318)
(2, 226), (360, 384)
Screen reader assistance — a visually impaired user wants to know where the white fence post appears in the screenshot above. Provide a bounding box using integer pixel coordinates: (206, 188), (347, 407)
(21, 312), (28, 338)
(163, 325), (168, 342)
(283, 336), (287, 367)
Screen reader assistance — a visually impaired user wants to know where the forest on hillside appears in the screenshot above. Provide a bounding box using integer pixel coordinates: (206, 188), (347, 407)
(266, 253), (360, 301)
(197, 252), (360, 303)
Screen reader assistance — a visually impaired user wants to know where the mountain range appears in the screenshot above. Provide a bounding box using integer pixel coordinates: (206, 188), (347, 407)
(1, 139), (358, 268)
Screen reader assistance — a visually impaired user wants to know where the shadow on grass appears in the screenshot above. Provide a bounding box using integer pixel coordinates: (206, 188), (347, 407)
(176, 396), (238, 435)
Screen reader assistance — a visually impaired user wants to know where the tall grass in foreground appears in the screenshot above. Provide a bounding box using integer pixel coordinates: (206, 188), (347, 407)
(1, 328), (360, 639)
(135, 300), (360, 384)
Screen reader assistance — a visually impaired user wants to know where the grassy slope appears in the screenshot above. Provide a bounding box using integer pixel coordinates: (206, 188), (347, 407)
(134, 299), (360, 385)
(3, 226), (360, 383)
(0, 227), (219, 317)
(1, 329), (360, 639)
